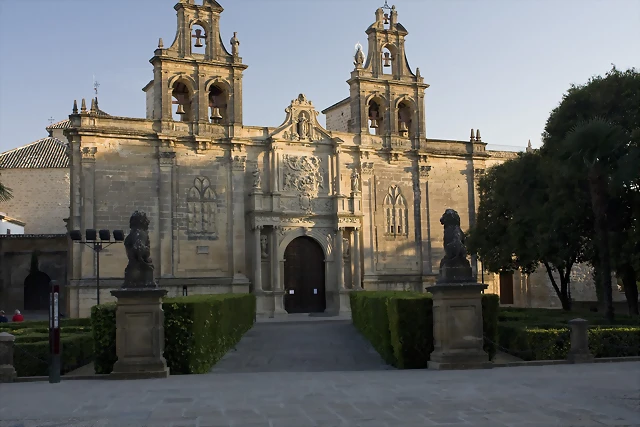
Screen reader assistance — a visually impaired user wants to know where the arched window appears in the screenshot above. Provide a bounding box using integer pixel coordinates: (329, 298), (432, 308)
(382, 185), (409, 237)
(368, 98), (385, 136)
(191, 24), (207, 55)
(381, 45), (395, 75)
(208, 84), (228, 124)
(397, 101), (413, 138)
(172, 81), (192, 122)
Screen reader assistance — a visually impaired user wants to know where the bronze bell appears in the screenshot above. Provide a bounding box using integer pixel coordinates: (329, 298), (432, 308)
(193, 29), (204, 48)
(210, 107), (222, 121)
(176, 103), (186, 115)
(383, 13), (390, 25)
(370, 119), (379, 129)
(399, 121), (408, 132)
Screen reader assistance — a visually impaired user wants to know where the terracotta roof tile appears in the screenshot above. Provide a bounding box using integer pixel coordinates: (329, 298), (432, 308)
(0, 137), (69, 169)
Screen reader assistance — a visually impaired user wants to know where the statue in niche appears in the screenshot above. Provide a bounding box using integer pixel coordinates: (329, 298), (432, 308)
(230, 32), (240, 56)
(351, 170), (360, 193)
(123, 211), (156, 288)
(260, 234), (268, 259)
(252, 167), (261, 189)
(343, 237), (350, 258)
(298, 115), (310, 139)
(438, 209), (473, 283)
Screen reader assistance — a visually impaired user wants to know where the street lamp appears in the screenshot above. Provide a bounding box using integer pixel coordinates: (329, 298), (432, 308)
(69, 228), (125, 305)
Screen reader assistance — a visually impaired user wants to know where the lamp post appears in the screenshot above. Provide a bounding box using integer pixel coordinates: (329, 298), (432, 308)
(69, 229), (124, 305)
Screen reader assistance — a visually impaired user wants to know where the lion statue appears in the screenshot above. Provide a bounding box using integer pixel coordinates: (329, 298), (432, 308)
(438, 209), (472, 282)
(123, 211), (157, 288)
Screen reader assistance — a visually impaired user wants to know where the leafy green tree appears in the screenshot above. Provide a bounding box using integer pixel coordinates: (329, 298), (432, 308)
(542, 66), (640, 318)
(467, 152), (590, 310)
(0, 180), (12, 202)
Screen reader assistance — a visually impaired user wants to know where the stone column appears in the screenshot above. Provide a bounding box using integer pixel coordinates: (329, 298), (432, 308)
(230, 154), (249, 285)
(336, 228), (345, 290)
(253, 226), (263, 292)
(567, 318), (594, 363)
(272, 226), (286, 314)
(419, 165), (432, 277)
(353, 228), (361, 290)
(361, 163), (375, 283)
(110, 289), (169, 379)
(158, 151), (175, 278)
(80, 147), (97, 280)
(270, 145), (278, 193)
(0, 332), (16, 383)
(334, 147), (342, 197)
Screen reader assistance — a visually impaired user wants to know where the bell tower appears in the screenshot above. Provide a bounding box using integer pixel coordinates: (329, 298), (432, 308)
(345, 3), (428, 147)
(143, 0), (247, 130)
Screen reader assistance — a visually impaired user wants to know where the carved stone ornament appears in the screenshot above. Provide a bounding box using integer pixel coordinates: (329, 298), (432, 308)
(232, 155), (246, 171)
(187, 176), (218, 240)
(260, 234), (268, 258)
(343, 237), (350, 258)
(252, 167), (262, 189)
(159, 151), (176, 165)
(81, 146), (97, 160)
(123, 211), (157, 288)
(419, 165), (432, 178)
(282, 155), (324, 194)
(274, 94), (327, 142)
(361, 162), (374, 175)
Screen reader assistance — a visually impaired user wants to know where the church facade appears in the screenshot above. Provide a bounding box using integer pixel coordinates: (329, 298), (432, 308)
(65, 0), (518, 318)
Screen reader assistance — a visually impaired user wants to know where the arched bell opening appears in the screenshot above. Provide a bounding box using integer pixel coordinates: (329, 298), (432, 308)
(368, 98), (385, 136)
(190, 23), (207, 56)
(397, 101), (413, 138)
(381, 44), (396, 76)
(172, 81), (193, 122)
(208, 85), (228, 124)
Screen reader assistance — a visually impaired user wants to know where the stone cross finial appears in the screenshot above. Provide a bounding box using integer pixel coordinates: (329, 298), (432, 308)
(475, 129), (481, 142)
(81, 98), (87, 113)
(470, 128), (475, 142)
(72, 100), (78, 114)
(158, 38), (164, 49)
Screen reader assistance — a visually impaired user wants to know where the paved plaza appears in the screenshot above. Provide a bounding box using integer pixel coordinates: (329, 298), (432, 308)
(1, 319), (639, 427)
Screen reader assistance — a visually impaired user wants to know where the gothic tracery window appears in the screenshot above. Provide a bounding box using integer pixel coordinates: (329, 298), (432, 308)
(187, 176), (218, 239)
(383, 185), (409, 237)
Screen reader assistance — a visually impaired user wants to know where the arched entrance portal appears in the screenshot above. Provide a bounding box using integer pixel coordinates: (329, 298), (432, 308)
(24, 271), (51, 311)
(283, 236), (326, 313)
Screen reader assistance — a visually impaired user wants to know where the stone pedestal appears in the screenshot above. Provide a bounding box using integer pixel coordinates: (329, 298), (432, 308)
(110, 288), (170, 379)
(567, 318), (594, 363)
(427, 283), (493, 370)
(0, 332), (17, 383)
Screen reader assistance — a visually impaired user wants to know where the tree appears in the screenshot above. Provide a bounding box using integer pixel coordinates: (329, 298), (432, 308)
(467, 152), (590, 310)
(560, 119), (631, 321)
(542, 66), (640, 317)
(0, 180), (12, 202)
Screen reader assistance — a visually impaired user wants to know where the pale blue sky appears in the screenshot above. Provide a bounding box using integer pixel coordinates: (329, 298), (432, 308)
(0, 0), (638, 153)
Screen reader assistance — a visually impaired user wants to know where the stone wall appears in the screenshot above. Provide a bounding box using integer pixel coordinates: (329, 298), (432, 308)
(0, 235), (68, 315)
(0, 168), (70, 234)
(325, 102), (350, 132)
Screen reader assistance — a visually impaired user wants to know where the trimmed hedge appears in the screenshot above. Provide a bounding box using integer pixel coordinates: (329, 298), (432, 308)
(350, 291), (499, 369)
(3, 318), (96, 377)
(498, 322), (640, 361)
(91, 293), (256, 375)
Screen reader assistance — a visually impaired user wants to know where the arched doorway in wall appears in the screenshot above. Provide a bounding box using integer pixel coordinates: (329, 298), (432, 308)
(24, 270), (51, 311)
(283, 236), (326, 313)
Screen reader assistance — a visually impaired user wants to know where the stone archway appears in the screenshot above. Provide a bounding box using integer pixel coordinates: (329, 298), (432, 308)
(283, 236), (326, 313)
(24, 270), (51, 311)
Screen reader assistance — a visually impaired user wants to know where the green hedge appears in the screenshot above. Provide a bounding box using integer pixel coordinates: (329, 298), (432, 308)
(13, 332), (94, 377)
(91, 294), (256, 375)
(498, 322), (640, 361)
(498, 307), (640, 326)
(0, 318), (92, 332)
(350, 291), (499, 369)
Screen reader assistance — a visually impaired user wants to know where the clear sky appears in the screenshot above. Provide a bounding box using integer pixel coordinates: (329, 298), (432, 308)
(0, 0), (638, 153)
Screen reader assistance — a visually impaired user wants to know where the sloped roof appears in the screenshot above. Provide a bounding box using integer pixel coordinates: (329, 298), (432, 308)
(46, 119), (71, 130)
(0, 137), (69, 169)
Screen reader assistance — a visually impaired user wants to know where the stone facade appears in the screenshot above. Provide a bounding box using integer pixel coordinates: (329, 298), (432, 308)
(0, 235), (68, 314)
(65, 0), (527, 317)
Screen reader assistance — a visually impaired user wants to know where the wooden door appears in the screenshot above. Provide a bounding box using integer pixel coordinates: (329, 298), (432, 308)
(499, 271), (515, 305)
(284, 236), (326, 313)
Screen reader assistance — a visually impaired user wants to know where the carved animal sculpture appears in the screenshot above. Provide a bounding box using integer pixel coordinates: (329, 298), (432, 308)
(123, 210), (156, 288)
(439, 209), (470, 271)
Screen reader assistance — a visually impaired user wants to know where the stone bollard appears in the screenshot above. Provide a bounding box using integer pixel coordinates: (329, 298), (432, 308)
(0, 332), (17, 382)
(567, 318), (594, 363)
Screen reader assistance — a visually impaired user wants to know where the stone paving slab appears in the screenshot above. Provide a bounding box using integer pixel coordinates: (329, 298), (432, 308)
(1, 363), (639, 426)
(211, 320), (392, 373)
